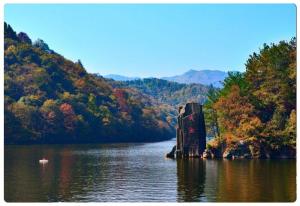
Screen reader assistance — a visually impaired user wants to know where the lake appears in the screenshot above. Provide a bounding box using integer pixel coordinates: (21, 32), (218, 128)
(4, 139), (296, 202)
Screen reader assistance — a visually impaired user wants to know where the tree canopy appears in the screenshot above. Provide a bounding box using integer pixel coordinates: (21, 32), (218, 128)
(4, 22), (174, 144)
(205, 38), (296, 157)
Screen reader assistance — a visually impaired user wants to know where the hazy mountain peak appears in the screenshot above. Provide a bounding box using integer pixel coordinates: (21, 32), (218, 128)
(104, 69), (229, 87)
(162, 69), (229, 87)
(103, 74), (140, 81)
(186, 69), (198, 73)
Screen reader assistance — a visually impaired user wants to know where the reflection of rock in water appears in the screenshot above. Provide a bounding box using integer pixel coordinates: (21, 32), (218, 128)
(176, 159), (206, 202)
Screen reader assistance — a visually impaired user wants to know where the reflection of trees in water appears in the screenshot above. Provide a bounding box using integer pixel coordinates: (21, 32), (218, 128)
(58, 148), (76, 199)
(48, 144), (133, 201)
(53, 147), (111, 201)
(5, 145), (112, 202)
(5, 145), (296, 202)
(5, 146), (48, 202)
(176, 159), (296, 202)
(216, 159), (296, 202)
(176, 159), (206, 202)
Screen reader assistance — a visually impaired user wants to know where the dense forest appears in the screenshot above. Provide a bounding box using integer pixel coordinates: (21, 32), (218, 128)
(204, 38), (296, 158)
(113, 78), (208, 107)
(4, 22), (175, 144)
(105, 77), (209, 127)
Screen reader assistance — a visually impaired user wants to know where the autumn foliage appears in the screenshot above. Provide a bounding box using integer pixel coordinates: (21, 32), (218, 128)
(205, 38), (296, 156)
(4, 22), (174, 144)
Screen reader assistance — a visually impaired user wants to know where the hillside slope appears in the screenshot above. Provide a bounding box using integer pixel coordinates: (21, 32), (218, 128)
(105, 78), (209, 128)
(4, 23), (174, 144)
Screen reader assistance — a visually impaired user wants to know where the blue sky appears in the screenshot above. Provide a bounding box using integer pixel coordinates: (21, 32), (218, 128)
(4, 4), (296, 77)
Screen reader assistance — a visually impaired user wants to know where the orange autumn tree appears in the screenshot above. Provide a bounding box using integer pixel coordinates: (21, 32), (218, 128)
(213, 85), (262, 144)
(204, 39), (295, 156)
(59, 103), (78, 132)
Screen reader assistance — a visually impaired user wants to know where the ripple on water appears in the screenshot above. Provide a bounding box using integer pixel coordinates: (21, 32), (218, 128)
(4, 139), (296, 202)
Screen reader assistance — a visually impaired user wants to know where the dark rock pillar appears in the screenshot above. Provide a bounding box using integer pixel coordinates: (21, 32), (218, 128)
(176, 103), (206, 158)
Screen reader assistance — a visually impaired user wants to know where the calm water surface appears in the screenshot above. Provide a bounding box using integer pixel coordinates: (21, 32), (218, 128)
(5, 139), (296, 202)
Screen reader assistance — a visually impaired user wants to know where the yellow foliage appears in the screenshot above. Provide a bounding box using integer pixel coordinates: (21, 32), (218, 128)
(42, 99), (56, 108)
(62, 92), (72, 100)
(5, 45), (17, 55)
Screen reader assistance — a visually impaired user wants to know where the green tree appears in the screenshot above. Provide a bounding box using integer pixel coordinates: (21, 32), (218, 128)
(4, 22), (18, 40)
(204, 85), (220, 137)
(87, 93), (100, 117)
(220, 71), (248, 97)
(245, 38), (296, 139)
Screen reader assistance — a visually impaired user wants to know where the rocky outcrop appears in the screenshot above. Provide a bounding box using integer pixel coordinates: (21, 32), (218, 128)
(202, 149), (212, 158)
(176, 103), (206, 158)
(166, 145), (176, 158)
(222, 140), (252, 159)
(208, 139), (296, 159)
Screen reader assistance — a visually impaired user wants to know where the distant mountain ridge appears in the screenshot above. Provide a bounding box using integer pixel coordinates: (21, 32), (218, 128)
(104, 74), (140, 81)
(162, 69), (228, 87)
(105, 69), (229, 87)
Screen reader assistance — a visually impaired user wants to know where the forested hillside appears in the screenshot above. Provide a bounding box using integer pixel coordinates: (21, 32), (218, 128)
(102, 78), (209, 129)
(205, 39), (296, 158)
(4, 21), (296, 154)
(109, 78), (208, 107)
(4, 23), (174, 144)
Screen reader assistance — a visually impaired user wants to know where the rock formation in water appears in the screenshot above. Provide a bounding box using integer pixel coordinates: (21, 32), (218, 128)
(166, 145), (176, 158)
(175, 102), (206, 158)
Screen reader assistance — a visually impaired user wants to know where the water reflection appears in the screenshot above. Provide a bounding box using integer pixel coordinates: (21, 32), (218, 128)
(5, 141), (296, 202)
(5, 142), (178, 202)
(214, 159), (296, 202)
(176, 159), (206, 202)
(176, 159), (296, 202)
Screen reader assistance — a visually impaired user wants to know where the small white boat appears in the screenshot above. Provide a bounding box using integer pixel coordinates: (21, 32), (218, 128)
(39, 158), (48, 164)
